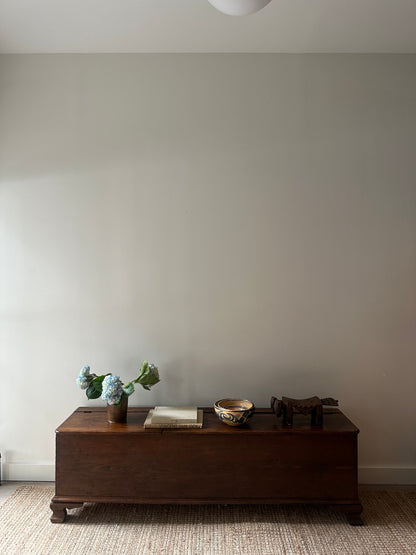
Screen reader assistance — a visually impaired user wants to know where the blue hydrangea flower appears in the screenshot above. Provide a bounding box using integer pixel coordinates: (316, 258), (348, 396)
(76, 365), (91, 390)
(101, 374), (124, 405)
(79, 365), (90, 377)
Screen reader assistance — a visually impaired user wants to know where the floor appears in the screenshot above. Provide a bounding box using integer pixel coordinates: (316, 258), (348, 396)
(0, 481), (55, 504)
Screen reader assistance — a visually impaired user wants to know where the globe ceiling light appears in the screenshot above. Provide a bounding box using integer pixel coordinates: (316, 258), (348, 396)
(207, 0), (272, 16)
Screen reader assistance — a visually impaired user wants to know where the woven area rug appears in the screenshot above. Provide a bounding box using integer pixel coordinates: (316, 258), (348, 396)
(1, 486), (415, 554)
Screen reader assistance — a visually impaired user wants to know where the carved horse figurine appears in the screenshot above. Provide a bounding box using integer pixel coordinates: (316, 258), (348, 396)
(270, 396), (339, 426)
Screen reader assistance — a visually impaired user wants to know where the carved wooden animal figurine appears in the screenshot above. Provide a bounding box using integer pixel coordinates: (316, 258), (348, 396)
(270, 396), (339, 426)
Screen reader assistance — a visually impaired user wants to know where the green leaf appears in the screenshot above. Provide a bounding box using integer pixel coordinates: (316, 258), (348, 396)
(123, 383), (135, 396)
(86, 374), (109, 400)
(86, 382), (101, 400)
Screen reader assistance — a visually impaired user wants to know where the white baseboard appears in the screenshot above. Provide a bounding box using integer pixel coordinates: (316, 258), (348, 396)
(358, 467), (416, 485)
(2, 463), (55, 482)
(1, 463), (415, 485)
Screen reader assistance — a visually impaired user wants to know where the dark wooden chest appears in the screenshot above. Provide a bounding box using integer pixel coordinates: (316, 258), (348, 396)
(51, 407), (362, 524)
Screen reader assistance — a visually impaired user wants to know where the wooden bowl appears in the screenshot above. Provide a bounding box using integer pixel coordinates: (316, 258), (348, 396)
(214, 398), (255, 426)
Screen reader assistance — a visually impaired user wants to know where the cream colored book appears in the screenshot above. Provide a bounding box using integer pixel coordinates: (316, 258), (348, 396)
(144, 409), (203, 429)
(151, 406), (198, 424)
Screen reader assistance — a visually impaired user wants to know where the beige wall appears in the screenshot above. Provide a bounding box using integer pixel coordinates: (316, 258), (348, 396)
(0, 54), (415, 482)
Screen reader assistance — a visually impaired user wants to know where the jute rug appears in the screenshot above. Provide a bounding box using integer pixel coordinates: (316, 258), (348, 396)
(1, 486), (415, 554)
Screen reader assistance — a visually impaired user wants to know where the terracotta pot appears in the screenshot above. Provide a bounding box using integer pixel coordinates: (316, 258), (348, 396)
(106, 395), (128, 423)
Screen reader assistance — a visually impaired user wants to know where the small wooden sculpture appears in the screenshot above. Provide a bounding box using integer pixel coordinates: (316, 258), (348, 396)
(270, 396), (339, 426)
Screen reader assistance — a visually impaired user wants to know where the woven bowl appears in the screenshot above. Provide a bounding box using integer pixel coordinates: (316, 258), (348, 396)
(214, 398), (255, 426)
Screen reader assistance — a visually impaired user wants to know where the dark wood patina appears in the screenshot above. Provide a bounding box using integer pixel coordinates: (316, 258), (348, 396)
(271, 396), (339, 426)
(51, 406), (363, 525)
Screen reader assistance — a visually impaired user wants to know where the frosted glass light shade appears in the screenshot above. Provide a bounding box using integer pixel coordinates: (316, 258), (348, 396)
(207, 0), (272, 16)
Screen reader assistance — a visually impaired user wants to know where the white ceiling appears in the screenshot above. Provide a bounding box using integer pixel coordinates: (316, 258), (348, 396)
(1, 0), (416, 53)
